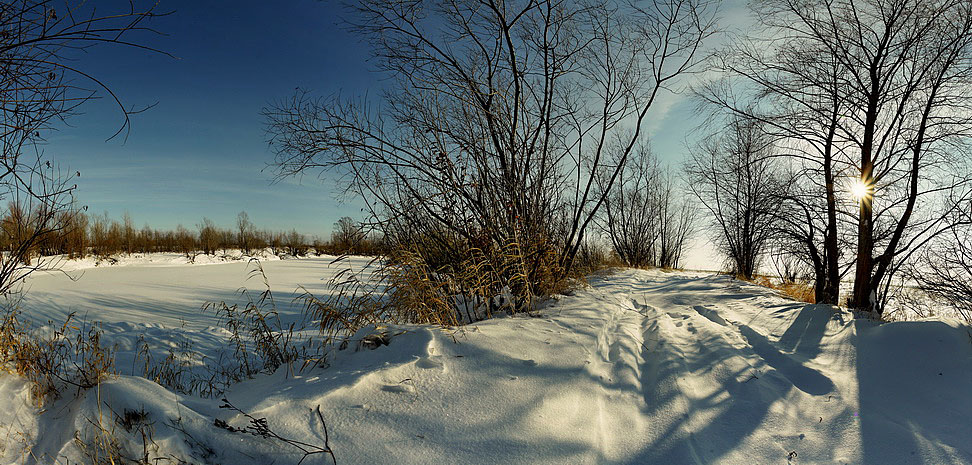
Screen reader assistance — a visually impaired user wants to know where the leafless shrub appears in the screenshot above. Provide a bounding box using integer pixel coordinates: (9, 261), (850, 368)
(330, 216), (365, 255)
(285, 229), (308, 257)
(237, 211), (254, 254)
(174, 225), (198, 262)
(598, 144), (662, 268)
(198, 218), (219, 256)
(266, 0), (717, 312)
(686, 115), (781, 279)
(60, 207), (89, 259)
(767, 247), (813, 285)
(302, 236), (570, 345)
(599, 143), (697, 270)
(907, 223), (972, 324)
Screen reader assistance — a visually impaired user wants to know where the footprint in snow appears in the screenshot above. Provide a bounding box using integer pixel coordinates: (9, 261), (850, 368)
(381, 383), (416, 393)
(416, 357), (444, 369)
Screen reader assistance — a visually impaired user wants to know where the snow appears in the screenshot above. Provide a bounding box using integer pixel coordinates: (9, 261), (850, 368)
(21, 253), (372, 331)
(52, 249), (284, 273)
(1, 259), (970, 464)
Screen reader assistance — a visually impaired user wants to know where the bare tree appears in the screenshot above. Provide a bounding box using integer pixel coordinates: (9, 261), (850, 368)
(698, 29), (852, 303)
(137, 223), (152, 253)
(198, 218), (219, 256)
(61, 207), (88, 258)
(908, 201), (972, 323)
(121, 211), (135, 254)
(175, 224), (197, 262)
(707, 0), (972, 313)
(286, 229), (307, 257)
(767, 245), (813, 284)
(599, 143), (659, 268)
(598, 144), (694, 268)
(686, 115), (780, 279)
(265, 0), (716, 308)
(655, 171), (696, 269)
(268, 230), (285, 256)
(331, 216), (364, 254)
(236, 211), (253, 254)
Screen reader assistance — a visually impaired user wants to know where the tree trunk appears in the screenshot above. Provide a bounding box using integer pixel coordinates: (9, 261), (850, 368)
(821, 129), (841, 305)
(850, 73), (880, 313)
(851, 161), (875, 312)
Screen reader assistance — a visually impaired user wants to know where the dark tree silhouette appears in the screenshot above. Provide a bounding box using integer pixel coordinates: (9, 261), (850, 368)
(265, 0), (716, 307)
(686, 115), (780, 279)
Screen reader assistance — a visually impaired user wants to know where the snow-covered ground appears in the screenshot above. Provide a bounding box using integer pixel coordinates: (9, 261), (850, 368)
(20, 253), (368, 330)
(1, 258), (969, 464)
(49, 249), (285, 273)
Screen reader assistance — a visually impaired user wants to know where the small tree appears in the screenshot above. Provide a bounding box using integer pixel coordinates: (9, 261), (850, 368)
(137, 224), (153, 253)
(63, 209), (88, 259)
(686, 115), (780, 279)
(598, 145), (695, 269)
(655, 172), (696, 269)
(908, 203), (972, 323)
(89, 212), (121, 258)
(1, 203), (34, 265)
(599, 143), (660, 268)
(236, 211), (253, 254)
(268, 231), (285, 255)
(331, 217), (364, 255)
(121, 212), (135, 254)
(286, 229), (307, 257)
(214, 228), (231, 254)
(175, 225), (197, 261)
(198, 218), (219, 256)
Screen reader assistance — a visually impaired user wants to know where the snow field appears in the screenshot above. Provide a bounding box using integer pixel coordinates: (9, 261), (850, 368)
(0, 259), (968, 464)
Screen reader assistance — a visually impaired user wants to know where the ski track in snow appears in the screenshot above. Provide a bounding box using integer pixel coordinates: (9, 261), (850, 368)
(0, 261), (969, 464)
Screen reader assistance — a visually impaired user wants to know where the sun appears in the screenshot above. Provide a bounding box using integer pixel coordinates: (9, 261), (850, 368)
(850, 178), (873, 202)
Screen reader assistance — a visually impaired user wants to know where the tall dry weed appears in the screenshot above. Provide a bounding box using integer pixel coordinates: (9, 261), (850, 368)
(0, 305), (115, 406)
(302, 236), (571, 343)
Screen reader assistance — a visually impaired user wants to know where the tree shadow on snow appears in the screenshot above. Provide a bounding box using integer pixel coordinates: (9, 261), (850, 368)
(855, 320), (972, 464)
(625, 279), (838, 463)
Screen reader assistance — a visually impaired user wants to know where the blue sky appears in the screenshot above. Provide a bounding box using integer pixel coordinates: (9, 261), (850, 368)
(44, 0), (748, 238)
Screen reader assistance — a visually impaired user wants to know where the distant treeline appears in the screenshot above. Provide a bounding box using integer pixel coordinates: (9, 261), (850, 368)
(0, 206), (383, 262)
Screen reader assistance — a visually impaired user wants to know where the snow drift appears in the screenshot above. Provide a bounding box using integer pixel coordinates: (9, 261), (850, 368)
(0, 260), (968, 464)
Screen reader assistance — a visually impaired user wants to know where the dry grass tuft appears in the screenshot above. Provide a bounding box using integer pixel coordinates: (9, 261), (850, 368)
(745, 275), (816, 304)
(203, 259), (326, 384)
(0, 305), (115, 406)
(302, 237), (577, 343)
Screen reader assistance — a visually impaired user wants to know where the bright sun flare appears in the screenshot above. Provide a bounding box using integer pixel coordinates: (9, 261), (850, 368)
(850, 178), (872, 201)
